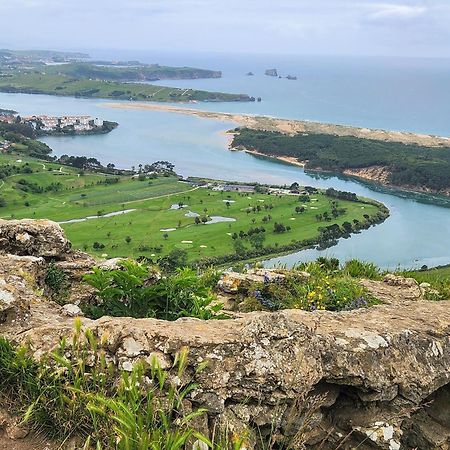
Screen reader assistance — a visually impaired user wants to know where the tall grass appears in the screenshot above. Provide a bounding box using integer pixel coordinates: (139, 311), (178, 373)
(0, 321), (216, 450)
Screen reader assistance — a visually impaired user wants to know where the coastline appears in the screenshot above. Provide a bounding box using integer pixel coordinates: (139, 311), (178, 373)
(101, 102), (450, 148)
(101, 101), (450, 196)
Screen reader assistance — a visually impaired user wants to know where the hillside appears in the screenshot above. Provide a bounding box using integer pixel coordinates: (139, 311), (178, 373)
(0, 72), (254, 103)
(44, 62), (222, 81)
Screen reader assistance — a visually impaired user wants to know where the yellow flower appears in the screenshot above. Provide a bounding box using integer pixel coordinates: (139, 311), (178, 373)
(308, 291), (316, 298)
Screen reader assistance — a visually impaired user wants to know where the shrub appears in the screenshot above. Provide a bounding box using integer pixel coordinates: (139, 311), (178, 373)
(238, 262), (378, 313)
(83, 261), (227, 321)
(343, 259), (382, 280)
(45, 261), (68, 300)
(93, 241), (105, 250)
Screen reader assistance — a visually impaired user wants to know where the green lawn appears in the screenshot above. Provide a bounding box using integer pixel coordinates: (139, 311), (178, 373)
(404, 265), (450, 284)
(0, 72), (251, 102)
(0, 153), (384, 262)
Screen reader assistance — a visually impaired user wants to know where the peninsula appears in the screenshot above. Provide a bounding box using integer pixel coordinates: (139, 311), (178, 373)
(0, 50), (257, 103)
(101, 102), (450, 195)
(0, 112), (117, 137)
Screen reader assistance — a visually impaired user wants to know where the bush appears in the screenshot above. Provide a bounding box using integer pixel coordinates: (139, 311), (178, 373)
(237, 262), (378, 313)
(343, 259), (382, 280)
(45, 261), (68, 300)
(83, 261), (227, 321)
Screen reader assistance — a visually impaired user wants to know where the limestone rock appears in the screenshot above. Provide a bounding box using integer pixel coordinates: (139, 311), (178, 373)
(62, 304), (83, 317)
(0, 254), (46, 284)
(0, 219), (448, 450)
(217, 269), (288, 294)
(6, 420), (30, 440)
(383, 273), (418, 288)
(97, 257), (126, 271)
(54, 251), (96, 281)
(0, 275), (34, 324)
(0, 219), (71, 258)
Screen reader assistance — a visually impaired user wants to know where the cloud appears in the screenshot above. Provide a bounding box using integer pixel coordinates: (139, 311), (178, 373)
(0, 0), (449, 57)
(366, 3), (427, 22)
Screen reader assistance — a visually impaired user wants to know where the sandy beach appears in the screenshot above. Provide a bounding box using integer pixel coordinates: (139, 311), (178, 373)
(101, 102), (450, 148)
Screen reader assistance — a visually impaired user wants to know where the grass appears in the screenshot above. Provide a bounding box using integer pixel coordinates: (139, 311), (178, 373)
(0, 152), (385, 262)
(235, 260), (380, 313)
(0, 71), (252, 103)
(403, 265), (450, 300)
(0, 324), (223, 450)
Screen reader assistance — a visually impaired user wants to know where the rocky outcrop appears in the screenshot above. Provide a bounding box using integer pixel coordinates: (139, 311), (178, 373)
(0, 219), (449, 449)
(265, 69), (278, 77)
(0, 219), (71, 258)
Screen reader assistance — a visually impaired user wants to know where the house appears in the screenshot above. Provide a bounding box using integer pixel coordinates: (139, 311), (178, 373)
(223, 184), (256, 193)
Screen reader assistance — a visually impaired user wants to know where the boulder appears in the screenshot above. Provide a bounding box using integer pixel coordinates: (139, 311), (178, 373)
(62, 304), (83, 317)
(383, 273), (418, 288)
(0, 219), (71, 258)
(217, 269), (288, 294)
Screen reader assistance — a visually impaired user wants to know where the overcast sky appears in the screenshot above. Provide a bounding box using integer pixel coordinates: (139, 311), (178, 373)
(1, 0), (449, 58)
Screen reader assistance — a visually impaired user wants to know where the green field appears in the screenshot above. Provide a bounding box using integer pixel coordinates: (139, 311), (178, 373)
(405, 265), (450, 284)
(0, 72), (253, 103)
(0, 153), (386, 263)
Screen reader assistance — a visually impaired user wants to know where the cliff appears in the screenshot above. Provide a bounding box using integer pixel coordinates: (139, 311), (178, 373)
(0, 219), (449, 449)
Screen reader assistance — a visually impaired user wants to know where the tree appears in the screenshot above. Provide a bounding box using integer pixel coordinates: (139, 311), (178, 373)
(233, 239), (246, 255)
(273, 222), (287, 233)
(342, 221), (353, 232)
(125, 236), (132, 244)
(158, 248), (188, 272)
(201, 216), (208, 224)
(194, 217), (201, 225)
(249, 233), (266, 250)
(163, 233), (169, 240)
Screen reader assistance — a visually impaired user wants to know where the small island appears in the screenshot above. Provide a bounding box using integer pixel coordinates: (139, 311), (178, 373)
(265, 68), (278, 77)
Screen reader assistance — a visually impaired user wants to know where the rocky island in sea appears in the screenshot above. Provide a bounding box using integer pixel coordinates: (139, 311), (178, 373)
(265, 68), (278, 76)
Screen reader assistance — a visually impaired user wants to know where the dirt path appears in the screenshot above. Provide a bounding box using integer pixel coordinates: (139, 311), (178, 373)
(0, 431), (59, 450)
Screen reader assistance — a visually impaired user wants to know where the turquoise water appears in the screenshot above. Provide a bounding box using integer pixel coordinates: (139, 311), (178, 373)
(1, 53), (450, 269)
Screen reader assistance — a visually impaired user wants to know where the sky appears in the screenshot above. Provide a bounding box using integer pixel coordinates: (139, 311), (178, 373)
(0, 0), (449, 58)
